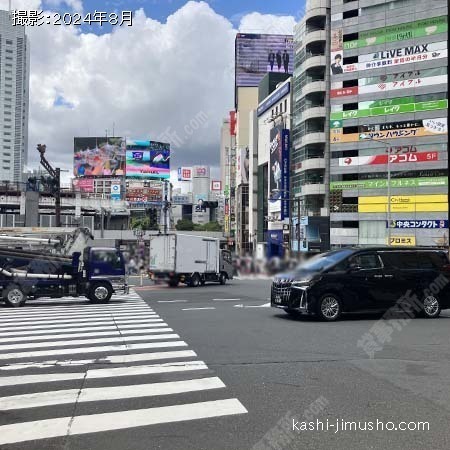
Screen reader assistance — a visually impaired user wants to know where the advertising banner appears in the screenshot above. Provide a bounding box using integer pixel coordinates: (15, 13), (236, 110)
(72, 178), (94, 193)
(340, 41), (447, 74)
(344, 16), (447, 50)
(178, 167), (193, 181)
(281, 129), (290, 220)
(111, 182), (121, 201)
(269, 125), (283, 213)
(358, 194), (448, 213)
(236, 147), (250, 185)
(229, 111), (237, 136)
(330, 177), (448, 191)
(388, 237), (416, 246)
(388, 220), (448, 229)
(126, 140), (170, 179)
(331, 99), (447, 121)
(74, 137), (125, 177)
(235, 33), (294, 87)
(331, 118), (447, 144)
(126, 184), (163, 203)
(193, 166), (210, 178)
(338, 151), (439, 166)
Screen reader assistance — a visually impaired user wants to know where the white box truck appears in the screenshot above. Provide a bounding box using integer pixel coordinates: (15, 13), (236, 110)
(149, 234), (233, 287)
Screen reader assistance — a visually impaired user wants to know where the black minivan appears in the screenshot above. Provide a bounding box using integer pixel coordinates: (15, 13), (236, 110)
(271, 248), (450, 321)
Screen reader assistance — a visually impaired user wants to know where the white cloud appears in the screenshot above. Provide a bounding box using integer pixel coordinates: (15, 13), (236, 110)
(43, 0), (83, 12)
(2, 1), (296, 178)
(238, 12), (296, 35)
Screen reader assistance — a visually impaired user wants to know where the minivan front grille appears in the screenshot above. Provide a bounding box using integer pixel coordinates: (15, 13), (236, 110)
(272, 280), (292, 305)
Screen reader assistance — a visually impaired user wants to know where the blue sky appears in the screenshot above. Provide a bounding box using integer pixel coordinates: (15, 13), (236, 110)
(42, 0), (304, 33)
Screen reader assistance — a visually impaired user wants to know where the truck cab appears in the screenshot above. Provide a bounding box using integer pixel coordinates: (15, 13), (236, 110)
(83, 247), (128, 302)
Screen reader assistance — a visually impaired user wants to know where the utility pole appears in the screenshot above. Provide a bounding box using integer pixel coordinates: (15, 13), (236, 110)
(37, 144), (61, 228)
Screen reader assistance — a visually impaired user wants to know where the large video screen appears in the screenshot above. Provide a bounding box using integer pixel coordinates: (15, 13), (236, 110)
(235, 33), (294, 87)
(126, 140), (171, 179)
(74, 137), (125, 177)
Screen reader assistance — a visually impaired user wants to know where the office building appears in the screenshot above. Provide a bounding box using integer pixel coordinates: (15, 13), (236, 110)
(329, 0), (448, 248)
(0, 10), (30, 182)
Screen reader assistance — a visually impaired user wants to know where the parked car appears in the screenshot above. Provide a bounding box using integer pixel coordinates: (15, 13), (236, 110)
(271, 247), (450, 321)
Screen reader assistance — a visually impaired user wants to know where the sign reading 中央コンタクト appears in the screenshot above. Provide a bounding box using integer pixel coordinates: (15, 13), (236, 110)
(388, 220), (448, 229)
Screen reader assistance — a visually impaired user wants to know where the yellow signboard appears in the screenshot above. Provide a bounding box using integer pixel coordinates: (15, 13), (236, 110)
(359, 194), (448, 205)
(388, 236), (416, 246)
(359, 203), (448, 213)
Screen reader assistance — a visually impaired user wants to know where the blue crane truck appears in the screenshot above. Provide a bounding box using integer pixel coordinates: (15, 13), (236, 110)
(0, 228), (128, 307)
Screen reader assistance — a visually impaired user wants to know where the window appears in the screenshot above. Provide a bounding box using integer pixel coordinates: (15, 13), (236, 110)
(380, 252), (420, 269)
(343, 9), (359, 19)
(91, 250), (122, 269)
(350, 253), (382, 270)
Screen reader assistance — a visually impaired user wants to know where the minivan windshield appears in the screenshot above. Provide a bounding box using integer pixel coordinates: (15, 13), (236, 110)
(296, 249), (354, 273)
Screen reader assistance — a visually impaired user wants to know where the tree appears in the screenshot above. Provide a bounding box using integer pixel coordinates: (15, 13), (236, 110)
(130, 217), (159, 231)
(175, 219), (195, 231)
(201, 221), (222, 232)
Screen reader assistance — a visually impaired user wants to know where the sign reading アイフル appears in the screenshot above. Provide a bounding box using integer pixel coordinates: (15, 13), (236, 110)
(126, 140), (170, 179)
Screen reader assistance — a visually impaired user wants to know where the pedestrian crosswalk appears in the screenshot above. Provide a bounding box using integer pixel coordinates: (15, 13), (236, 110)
(0, 290), (247, 446)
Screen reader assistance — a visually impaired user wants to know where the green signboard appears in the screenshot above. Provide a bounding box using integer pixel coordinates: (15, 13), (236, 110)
(330, 99), (447, 121)
(330, 177), (448, 191)
(344, 15), (447, 50)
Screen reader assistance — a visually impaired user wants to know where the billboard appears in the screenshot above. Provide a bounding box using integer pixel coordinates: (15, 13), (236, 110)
(330, 176), (448, 191)
(269, 126), (290, 216)
(236, 147), (250, 185)
(125, 140), (170, 179)
(74, 137), (125, 177)
(178, 167), (193, 181)
(331, 118), (447, 144)
(358, 194), (448, 213)
(193, 166), (210, 178)
(126, 182), (163, 204)
(235, 33), (294, 87)
(72, 178), (94, 192)
(388, 220), (448, 229)
(388, 237), (416, 246)
(330, 99), (447, 121)
(338, 151), (439, 166)
(344, 16), (447, 50)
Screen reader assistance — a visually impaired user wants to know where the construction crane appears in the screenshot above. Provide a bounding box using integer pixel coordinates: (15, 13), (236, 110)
(37, 144), (61, 227)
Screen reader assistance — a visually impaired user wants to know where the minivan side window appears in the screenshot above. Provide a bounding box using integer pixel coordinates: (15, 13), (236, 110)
(380, 252), (419, 269)
(349, 253), (381, 269)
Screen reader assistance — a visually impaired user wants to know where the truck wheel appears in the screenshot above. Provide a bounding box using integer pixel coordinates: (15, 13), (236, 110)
(190, 274), (200, 288)
(89, 282), (113, 304)
(3, 285), (27, 308)
(219, 273), (227, 285)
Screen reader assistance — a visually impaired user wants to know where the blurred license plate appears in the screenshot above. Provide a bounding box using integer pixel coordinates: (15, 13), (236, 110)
(275, 295), (282, 303)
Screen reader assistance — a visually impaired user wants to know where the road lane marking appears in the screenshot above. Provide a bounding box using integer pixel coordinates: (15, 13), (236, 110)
(158, 300), (188, 303)
(0, 350), (198, 371)
(182, 307), (216, 311)
(0, 361), (208, 387)
(0, 321), (167, 334)
(0, 334), (180, 352)
(0, 377), (225, 410)
(0, 341), (188, 360)
(0, 399), (248, 445)
(212, 298), (241, 301)
(0, 328), (174, 343)
(234, 303), (271, 308)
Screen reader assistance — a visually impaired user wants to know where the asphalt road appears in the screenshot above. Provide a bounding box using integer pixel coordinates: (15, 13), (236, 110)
(0, 279), (449, 450)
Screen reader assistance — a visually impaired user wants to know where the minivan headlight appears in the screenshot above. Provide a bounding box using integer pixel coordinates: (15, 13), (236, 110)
(291, 277), (320, 288)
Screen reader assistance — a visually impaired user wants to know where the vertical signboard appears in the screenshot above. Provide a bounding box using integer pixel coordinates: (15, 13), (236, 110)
(111, 182), (121, 201)
(269, 124), (283, 213)
(281, 130), (290, 220)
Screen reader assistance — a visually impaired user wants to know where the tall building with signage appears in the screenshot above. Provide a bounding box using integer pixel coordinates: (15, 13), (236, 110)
(329, 0), (448, 248)
(234, 33), (294, 255)
(291, 0), (331, 254)
(255, 77), (293, 258)
(0, 10), (30, 182)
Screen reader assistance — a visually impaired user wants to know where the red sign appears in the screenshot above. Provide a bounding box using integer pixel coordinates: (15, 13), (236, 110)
(73, 178), (94, 193)
(340, 151), (439, 167)
(330, 86), (358, 98)
(230, 111), (236, 136)
(211, 180), (222, 191)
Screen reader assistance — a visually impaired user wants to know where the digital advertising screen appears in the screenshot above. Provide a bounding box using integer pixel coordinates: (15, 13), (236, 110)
(74, 137), (125, 177)
(235, 33), (294, 87)
(125, 140), (170, 179)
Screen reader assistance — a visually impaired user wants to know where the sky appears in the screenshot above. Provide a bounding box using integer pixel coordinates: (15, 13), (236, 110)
(1, 0), (304, 183)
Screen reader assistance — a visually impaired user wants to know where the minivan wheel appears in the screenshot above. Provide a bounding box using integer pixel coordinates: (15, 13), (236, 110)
(421, 295), (441, 319)
(317, 294), (342, 321)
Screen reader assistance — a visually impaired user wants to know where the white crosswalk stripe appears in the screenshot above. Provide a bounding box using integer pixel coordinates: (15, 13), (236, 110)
(0, 289), (247, 445)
